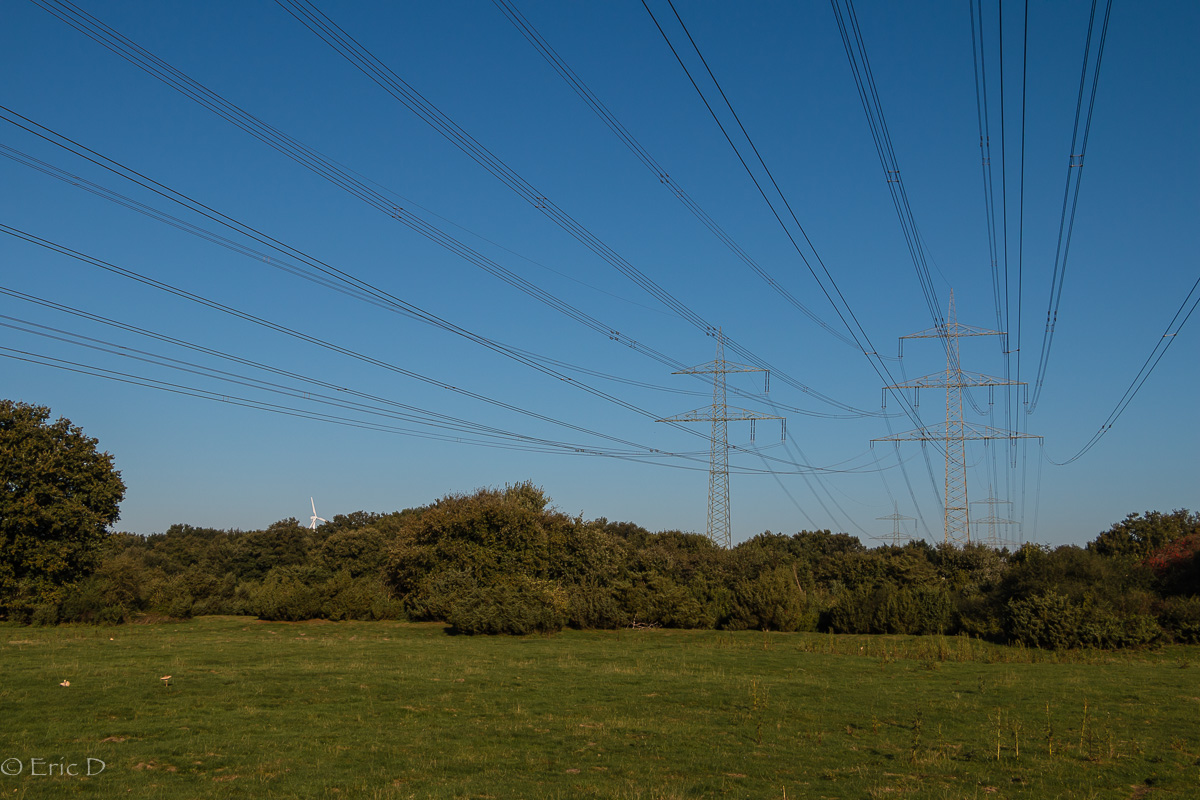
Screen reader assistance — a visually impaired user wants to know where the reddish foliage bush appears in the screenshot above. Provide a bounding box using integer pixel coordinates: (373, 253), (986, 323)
(1144, 533), (1200, 576)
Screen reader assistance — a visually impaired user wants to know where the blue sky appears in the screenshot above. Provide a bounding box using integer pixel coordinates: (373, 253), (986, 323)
(3, 1), (1196, 546)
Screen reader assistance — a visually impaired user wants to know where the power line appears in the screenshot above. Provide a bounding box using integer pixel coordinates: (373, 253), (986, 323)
(269, 0), (879, 417)
(0, 140), (716, 404)
(491, 0), (859, 350)
(0, 290), (666, 457)
(829, 0), (946, 335)
(24, 0), (877, 420)
(1049, 272), (1200, 465)
(3, 225), (870, 476)
(0, 224), (687, 455)
(640, 0), (953, 535)
(1028, 0), (1114, 412)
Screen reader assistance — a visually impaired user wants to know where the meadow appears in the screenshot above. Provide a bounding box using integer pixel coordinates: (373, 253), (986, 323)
(1, 617), (1197, 799)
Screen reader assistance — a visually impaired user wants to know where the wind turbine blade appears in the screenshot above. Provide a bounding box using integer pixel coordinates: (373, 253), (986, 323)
(311, 497), (317, 515)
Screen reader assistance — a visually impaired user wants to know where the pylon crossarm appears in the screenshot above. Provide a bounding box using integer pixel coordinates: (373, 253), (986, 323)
(656, 406), (711, 423)
(874, 422), (1042, 442)
(722, 406), (784, 422)
(672, 360), (766, 376)
(659, 407), (782, 424)
(885, 369), (1024, 389)
(900, 323), (1004, 340)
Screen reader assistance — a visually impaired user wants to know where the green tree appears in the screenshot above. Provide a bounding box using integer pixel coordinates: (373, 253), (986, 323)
(0, 400), (125, 615)
(384, 482), (576, 620)
(1088, 510), (1200, 559)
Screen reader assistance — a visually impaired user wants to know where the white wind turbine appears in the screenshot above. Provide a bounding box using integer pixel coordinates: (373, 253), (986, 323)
(308, 497), (327, 530)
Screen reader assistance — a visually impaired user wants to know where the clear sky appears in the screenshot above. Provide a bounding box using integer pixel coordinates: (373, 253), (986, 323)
(3, 1), (1196, 546)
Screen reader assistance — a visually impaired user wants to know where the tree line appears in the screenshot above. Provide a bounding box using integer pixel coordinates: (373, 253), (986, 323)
(10, 481), (1199, 649)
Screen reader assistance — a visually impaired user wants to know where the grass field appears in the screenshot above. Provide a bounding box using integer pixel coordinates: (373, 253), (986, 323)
(1, 617), (1197, 799)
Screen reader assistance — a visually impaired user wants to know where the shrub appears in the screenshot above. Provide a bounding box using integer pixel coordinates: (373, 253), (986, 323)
(1077, 606), (1162, 649)
(322, 572), (402, 620)
(728, 565), (811, 632)
(1157, 595), (1200, 643)
(954, 589), (1003, 639)
(319, 528), (387, 578)
(1006, 591), (1082, 649)
(251, 570), (324, 621)
(30, 603), (58, 626)
(892, 585), (955, 635)
(565, 582), (628, 629)
(447, 576), (567, 635)
(619, 575), (713, 629)
(403, 569), (477, 622)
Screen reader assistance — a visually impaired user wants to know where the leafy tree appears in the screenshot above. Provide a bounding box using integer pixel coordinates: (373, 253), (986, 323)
(1, 400), (125, 614)
(384, 482), (576, 620)
(1088, 510), (1200, 559)
(728, 564), (812, 632)
(447, 575), (568, 635)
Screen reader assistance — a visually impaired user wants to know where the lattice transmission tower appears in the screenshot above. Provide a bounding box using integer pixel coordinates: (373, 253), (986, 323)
(873, 292), (1040, 545)
(873, 502), (915, 546)
(971, 494), (1019, 549)
(658, 328), (784, 548)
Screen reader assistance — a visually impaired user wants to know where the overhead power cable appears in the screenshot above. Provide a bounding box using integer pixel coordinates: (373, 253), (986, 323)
(269, 0), (879, 416)
(2, 341), (730, 469)
(642, 0), (952, 535)
(0, 223), (677, 454)
(1028, 0), (1114, 412)
(969, 0), (1016, 452)
(642, 0), (943, 438)
(0, 289), (675, 457)
(25, 0), (875, 419)
(1049, 272), (1200, 465)
(0, 140), (713, 405)
(0, 119), (870, 423)
(829, 0), (945, 335)
(2, 224), (870, 475)
(830, 0), (996, 422)
(490, 0), (858, 350)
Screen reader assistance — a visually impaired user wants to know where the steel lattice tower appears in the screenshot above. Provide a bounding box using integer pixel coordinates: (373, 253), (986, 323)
(874, 502), (915, 546)
(874, 292), (1039, 545)
(971, 494), (1019, 549)
(658, 328), (783, 548)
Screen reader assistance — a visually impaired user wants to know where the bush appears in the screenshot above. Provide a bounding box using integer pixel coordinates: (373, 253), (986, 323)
(954, 589), (1003, 639)
(892, 585), (955, 635)
(1006, 591), (1083, 649)
(1077, 606), (1162, 649)
(30, 603), (58, 626)
(403, 569), (477, 622)
(727, 565), (812, 632)
(447, 576), (567, 635)
(827, 584), (875, 634)
(251, 570), (324, 621)
(1157, 595), (1200, 643)
(619, 575), (713, 629)
(565, 583), (628, 629)
(322, 571), (403, 621)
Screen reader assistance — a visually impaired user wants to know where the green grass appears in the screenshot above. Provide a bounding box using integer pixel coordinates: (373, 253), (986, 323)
(1, 618), (1198, 798)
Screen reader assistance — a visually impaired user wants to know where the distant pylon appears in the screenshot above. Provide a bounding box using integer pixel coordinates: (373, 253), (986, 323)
(873, 502), (915, 546)
(873, 291), (1040, 545)
(971, 493), (1019, 549)
(658, 327), (784, 548)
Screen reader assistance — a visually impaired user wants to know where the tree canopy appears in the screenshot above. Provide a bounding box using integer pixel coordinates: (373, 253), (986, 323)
(1, 399), (125, 613)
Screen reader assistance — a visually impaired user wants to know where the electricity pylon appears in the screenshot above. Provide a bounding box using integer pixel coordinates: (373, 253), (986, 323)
(658, 327), (784, 549)
(971, 495), (1018, 549)
(873, 292), (1039, 545)
(874, 502), (915, 546)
